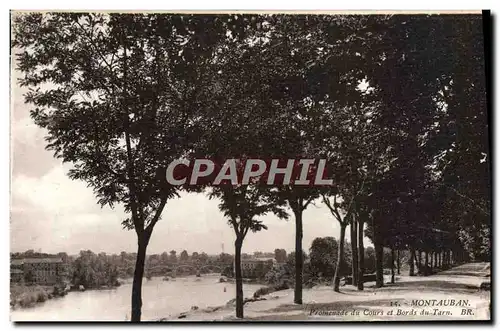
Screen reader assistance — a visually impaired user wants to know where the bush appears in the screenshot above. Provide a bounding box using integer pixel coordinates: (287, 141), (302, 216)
(18, 293), (35, 307)
(253, 281), (290, 298)
(36, 291), (48, 303)
(11, 286), (50, 308)
(253, 286), (271, 298)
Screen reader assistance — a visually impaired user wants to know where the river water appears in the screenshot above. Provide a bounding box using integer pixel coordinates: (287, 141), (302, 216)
(10, 275), (264, 321)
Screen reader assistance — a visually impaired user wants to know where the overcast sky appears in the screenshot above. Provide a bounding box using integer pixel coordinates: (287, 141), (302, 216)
(10, 64), (365, 256)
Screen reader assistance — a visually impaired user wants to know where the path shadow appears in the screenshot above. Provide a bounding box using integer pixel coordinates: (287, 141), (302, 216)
(363, 279), (481, 295)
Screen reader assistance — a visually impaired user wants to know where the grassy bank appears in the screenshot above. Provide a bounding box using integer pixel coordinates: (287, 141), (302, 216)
(158, 265), (491, 321)
(10, 284), (67, 309)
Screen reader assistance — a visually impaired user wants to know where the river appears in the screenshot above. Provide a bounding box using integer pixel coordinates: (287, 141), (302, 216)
(10, 275), (264, 321)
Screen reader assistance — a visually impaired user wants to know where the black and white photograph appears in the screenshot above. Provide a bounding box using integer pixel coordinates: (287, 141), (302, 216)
(9, 10), (491, 322)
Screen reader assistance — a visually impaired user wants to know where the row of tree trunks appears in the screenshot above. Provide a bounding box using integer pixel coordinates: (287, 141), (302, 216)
(347, 211), (366, 291)
(409, 249), (456, 277)
(442, 249), (453, 267)
(407, 247), (461, 278)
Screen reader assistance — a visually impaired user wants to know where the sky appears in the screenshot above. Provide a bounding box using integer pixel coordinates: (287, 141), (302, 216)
(10, 64), (368, 257)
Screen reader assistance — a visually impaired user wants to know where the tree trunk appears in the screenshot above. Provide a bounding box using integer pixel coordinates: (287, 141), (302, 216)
(374, 240), (384, 287)
(430, 252), (434, 270)
(234, 237), (244, 318)
(357, 218), (365, 290)
(397, 249), (400, 275)
(131, 240), (148, 322)
(372, 216), (383, 288)
(390, 248), (395, 284)
(350, 218), (358, 286)
(425, 251), (429, 268)
(294, 210), (303, 304)
(333, 224), (347, 292)
(409, 247), (415, 276)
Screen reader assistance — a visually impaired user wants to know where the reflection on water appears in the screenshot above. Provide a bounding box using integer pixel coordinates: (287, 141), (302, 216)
(10, 275), (263, 321)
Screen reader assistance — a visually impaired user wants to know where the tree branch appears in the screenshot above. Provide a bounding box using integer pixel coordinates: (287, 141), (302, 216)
(322, 194), (344, 224)
(449, 187), (490, 216)
(121, 34), (143, 234)
(302, 196), (315, 211)
(145, 196), (168, 235)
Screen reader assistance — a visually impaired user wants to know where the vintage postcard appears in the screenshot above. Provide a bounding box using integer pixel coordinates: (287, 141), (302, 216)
(10, 10), (491, 322)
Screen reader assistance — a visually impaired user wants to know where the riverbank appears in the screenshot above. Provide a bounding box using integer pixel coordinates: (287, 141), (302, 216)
(10, 284), (68, 309)
(11, 281), (124, 310)
(159, 265), (490, 321)
(10, 274), (265, 321)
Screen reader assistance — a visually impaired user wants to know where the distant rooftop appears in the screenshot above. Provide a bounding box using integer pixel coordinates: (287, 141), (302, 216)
(243, 258), (275, 262)
(11, 257), (63, 264)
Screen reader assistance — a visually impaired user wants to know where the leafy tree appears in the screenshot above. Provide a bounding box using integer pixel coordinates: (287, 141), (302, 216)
(209, 184), (287, 318)
(322, 167), (366, 292)
(198, 252), (209, 265)
(264, 263), (289, 286)
(356, 14), (490, 285)
(218, 253), (233, 265)
(364, 246), (376, 274)
(169, 251), (177, 263)
(274, 249), (287, 264)
(285, 250), (308, 273)
(12, 13), (232, 321)
(71, 250), (119, 289)
(191, 252), (199, 263)
(160, 252), (169, 264)
(309, 237), (338, 279)
(179, 250), (189, 262)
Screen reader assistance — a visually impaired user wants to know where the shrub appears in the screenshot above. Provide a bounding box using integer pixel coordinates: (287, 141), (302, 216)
(36, 291), (48, 303)
(253, 281), (290, 298)
(11, 286), (50, 308)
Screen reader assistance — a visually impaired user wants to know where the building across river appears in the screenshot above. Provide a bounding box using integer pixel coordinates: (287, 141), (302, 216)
(239, 258), (275, 278)
(10, 257), (69, 285)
